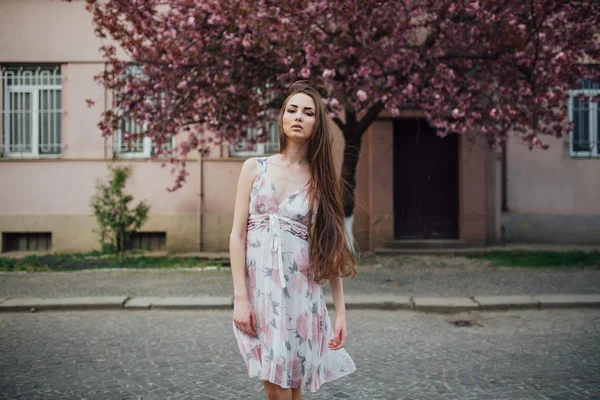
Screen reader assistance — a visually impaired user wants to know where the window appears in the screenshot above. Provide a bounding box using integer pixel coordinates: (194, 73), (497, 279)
(1, 65), (62, 158)
(113, 66), (173, 158)
(2, 232), (52, 252)
(570, 78), (600, 157)
(127, 232), (166, 251)
(230, 120), (280, 157)
(114, 120), (174, 158)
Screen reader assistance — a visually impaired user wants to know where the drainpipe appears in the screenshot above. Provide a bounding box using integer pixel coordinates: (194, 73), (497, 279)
(198, 146), (204, 252)
(104, 63), (108, 159)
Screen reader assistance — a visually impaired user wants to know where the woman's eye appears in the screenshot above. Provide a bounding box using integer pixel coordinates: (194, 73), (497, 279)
(306, 113), (314, 117)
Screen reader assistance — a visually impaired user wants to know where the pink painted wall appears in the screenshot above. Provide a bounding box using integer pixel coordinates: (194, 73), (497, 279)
(507, 136), (600, 214)
(0, 0), (126, 63)
(62, 63), (110, 159)
(0, 161), (198, 214)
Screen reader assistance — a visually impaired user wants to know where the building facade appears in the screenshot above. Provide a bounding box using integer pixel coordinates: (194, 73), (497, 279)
(1, 0), (598, 255)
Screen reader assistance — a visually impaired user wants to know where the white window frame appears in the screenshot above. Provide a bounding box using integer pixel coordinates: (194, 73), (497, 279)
(113, 66), (173, 159)
(114, 126), (175, 159)
(230, 120), (280, 157)
(2, 66), (62, 159)
(114, 119), (151, 159)
(569, 80), (600, 158)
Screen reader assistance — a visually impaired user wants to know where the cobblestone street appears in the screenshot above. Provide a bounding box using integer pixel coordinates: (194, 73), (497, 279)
(1, 309), (599, 400)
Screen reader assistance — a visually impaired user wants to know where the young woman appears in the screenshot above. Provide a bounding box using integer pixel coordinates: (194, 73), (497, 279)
(230, 80), (356, 400)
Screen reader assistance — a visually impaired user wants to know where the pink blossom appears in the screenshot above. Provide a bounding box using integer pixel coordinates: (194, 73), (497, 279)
(255, 194), (278, 214)
(289, 272), (304, 294)
(311, 314), (320, 342)
(300, 67), (310, 78)
(274, 358), (285, 381)
(246, 268), (256, 292)
(452, 108), (465, 118)
(296, 312), (309, 341)
(85, 0), (598, 195)
(297, 248), (310, 271)
(324, 369), (337, 381)
(250, 345), (261, 361)
(291, 358), (302, 380)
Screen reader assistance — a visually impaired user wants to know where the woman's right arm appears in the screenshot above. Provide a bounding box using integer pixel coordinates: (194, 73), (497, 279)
(230, 157), (257, 337)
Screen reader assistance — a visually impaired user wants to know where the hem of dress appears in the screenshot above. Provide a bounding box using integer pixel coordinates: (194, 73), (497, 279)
(313, 364), (357, 392)
(246, 365), (357, 393)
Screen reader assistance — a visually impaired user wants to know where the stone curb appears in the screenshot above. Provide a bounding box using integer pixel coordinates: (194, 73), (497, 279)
(0, 294), (598, 313)
(0, 296), (128, 312)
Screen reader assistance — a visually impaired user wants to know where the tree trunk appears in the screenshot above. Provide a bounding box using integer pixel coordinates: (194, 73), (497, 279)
(334, 102), (386, 254)
(340, 124), (362, 253)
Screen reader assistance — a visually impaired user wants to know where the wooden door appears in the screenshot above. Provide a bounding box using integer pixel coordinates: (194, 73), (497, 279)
(393, 119), (458, 239)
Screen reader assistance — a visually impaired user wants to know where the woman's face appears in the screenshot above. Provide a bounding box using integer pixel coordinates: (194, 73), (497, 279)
(282, 93), (316, 142)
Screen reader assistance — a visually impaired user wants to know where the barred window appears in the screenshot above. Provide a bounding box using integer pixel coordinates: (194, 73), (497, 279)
(570, 78), (600, 158)
(1, 65), (62, 158)
(229, 121), (280, 157)
(114, 66), (173, 159)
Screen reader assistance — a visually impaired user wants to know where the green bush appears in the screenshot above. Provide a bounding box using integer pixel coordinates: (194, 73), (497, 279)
(90, 165), (150, 262)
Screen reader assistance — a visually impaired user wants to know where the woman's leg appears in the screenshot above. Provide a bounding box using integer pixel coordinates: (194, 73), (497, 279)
(263, 381), (292, 400)
(291, 386), (302, 400)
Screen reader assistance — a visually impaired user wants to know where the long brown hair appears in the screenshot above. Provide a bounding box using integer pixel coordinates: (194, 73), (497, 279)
(278, 80), (356, 283)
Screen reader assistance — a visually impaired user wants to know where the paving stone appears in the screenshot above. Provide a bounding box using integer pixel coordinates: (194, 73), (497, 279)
(1, 309), (599, 399)
(0, 296), (127, 312)
(473, 295), (539, 310)
(413, 296), (479, 313)
(534, 294), (600, 309)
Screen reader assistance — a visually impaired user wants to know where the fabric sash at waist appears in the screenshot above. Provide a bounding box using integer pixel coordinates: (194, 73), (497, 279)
(247, 214), (310, 288)
(247, 214), (309, 241)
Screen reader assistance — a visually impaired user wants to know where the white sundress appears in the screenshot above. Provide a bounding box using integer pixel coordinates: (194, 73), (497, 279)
(233, 157), (356, 392)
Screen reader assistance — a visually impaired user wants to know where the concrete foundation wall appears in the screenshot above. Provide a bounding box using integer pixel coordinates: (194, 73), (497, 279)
(501, 213), (600, 245)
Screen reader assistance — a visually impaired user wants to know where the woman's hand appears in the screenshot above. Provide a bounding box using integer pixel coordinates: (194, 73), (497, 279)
(233, 298), (257, 338)
(328, 313), (347, 350)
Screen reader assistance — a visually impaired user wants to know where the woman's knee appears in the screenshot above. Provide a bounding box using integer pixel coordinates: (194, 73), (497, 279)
(263, 381), (290, 400)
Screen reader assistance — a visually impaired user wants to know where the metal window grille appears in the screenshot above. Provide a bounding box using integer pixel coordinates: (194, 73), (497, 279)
(115, 119), (174, 159)
(1, 65), (62, 158)
(570, 79), (600, 158)
(2, 232), (52, 252)
(230, 120), (281, 157)
(127, 232), (166, 251)
(114, 66), (173, 158)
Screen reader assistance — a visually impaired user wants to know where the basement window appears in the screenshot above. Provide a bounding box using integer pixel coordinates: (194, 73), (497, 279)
(128, 232), (166, 251)
(2, 232), (52, 252)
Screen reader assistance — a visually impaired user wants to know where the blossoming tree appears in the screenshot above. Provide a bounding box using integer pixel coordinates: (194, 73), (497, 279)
(81, 0), (599, 248)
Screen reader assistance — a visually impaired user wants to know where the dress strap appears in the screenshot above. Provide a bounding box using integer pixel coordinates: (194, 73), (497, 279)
(256, 156), (268, 175)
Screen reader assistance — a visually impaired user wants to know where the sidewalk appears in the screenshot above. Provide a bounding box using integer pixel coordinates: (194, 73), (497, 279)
(1, 254), (599, 313)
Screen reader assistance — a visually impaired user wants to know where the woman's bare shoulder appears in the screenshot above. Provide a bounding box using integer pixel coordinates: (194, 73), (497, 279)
(239, 157), (259, 181)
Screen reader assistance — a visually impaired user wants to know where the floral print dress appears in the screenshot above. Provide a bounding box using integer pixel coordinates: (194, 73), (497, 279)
(233, 157), (356, 392)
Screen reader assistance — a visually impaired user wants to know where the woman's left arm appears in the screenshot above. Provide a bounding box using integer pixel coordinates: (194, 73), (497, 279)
(328, 275), (347, 350)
